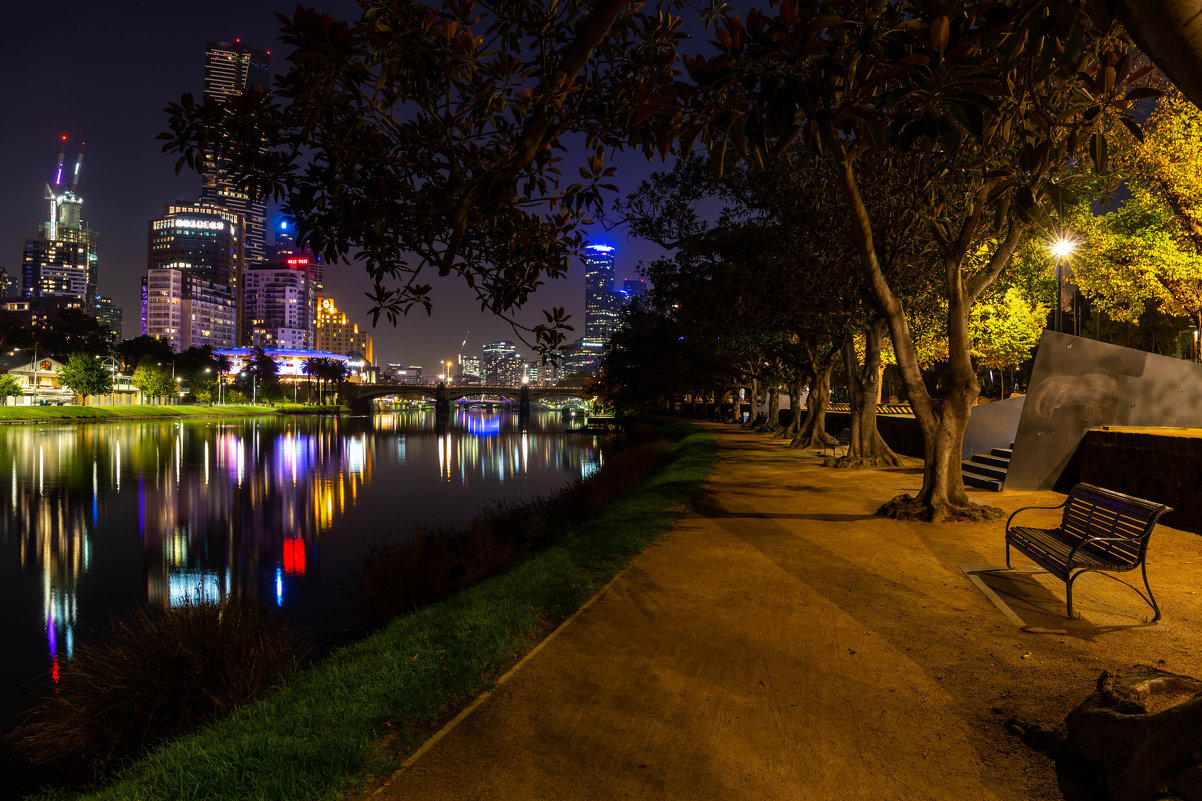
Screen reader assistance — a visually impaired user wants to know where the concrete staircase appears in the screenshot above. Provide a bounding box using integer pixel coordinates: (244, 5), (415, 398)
(962, 445), (1012, 492)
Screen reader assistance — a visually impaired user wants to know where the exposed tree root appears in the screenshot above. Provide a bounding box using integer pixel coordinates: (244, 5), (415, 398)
(875, 493), (1003, 522)
(828, 455), (897, 469)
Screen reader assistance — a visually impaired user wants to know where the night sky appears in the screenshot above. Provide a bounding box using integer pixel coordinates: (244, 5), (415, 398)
(0, 1), (669, 372)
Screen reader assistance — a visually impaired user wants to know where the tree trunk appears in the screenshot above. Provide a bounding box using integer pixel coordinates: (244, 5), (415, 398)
(790, 364), (833, 450)
(834, 148), (1010, 521)
(742, 378), (760, 427)
(839, 318), (900, 468)
(779, 372), (807, 439)
(764, 386), (781, 433)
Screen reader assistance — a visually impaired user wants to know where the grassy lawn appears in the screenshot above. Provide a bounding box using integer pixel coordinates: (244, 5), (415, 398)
(69, 422), (716, 801)
(0, 404), (275, 422)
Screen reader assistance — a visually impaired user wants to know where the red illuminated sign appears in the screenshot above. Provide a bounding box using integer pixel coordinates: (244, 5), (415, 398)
(285, 257), (310, 267)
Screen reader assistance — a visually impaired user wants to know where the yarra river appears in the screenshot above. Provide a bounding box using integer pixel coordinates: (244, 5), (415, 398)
(0, 409), (605, 795)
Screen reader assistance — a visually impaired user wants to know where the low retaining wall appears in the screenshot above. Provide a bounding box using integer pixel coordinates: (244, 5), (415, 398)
(824, 411), (924, 458)
(1064, 427), (1202, 536)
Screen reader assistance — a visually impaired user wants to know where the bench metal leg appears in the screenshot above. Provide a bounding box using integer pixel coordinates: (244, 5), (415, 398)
(1143, 561), (1162, 623)
(1067, 567), (1161, 623)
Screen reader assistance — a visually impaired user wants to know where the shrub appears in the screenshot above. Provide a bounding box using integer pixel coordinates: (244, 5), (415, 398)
(9, 598), (306, 776)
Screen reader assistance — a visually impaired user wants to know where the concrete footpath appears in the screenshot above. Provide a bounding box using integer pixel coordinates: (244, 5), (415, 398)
(367, 423), (1202, 801)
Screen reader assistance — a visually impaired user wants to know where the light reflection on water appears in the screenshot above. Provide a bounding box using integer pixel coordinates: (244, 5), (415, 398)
(0, 409), (603, 777)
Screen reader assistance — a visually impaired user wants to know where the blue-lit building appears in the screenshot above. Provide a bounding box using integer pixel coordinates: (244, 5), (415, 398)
(583, 244), (621, 347)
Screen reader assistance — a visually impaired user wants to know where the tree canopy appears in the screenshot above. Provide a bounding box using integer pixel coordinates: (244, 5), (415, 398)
(56, 353), (115, 404)
(160, 0), (718, 353)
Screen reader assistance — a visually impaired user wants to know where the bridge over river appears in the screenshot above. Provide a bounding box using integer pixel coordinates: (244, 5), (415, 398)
(342, 382), (592, 415)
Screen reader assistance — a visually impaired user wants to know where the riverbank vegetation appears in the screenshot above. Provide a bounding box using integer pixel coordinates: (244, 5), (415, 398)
(10, 600), (305, 777)
(0, 404), (273, 422)
(18, 421), (714, 801)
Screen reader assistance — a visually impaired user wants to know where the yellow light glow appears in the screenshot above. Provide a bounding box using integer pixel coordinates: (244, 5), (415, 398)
(1049, 237), (1076, 259)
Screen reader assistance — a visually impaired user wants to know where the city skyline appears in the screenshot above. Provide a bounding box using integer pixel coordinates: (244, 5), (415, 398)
(0, 1), (664, 373)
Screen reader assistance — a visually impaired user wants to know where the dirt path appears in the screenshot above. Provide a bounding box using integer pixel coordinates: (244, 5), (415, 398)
(367, 423), (1202, 800)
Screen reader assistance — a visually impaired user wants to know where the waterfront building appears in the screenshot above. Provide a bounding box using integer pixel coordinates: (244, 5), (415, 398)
(482, 340), (523, 385)
(458, 355), (481, 385)
(141, 268), (236, 351)
(383, 363), (424, 385)
(241, 256), (313, 349)
(314, 294), (374, 364)
(201, 40), (269, 267)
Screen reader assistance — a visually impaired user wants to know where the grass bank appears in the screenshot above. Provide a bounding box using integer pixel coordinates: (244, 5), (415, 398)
(0, 404), (273, 423)
(64, 421), (715, 801)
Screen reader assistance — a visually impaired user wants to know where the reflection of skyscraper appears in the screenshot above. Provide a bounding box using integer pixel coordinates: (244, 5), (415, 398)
(583, 244), (620, 346)
(201, 41), (270, 269)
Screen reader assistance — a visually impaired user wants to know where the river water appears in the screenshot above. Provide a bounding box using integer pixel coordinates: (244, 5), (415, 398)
(0, 409), (602, 797)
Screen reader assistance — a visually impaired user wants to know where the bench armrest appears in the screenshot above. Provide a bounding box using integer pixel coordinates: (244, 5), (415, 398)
(1005, 500), (1068, 533)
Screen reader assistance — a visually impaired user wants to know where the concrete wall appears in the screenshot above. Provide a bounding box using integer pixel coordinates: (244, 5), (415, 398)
(1068, 428), (1202, 536)
(1007, 330), (1202, 491)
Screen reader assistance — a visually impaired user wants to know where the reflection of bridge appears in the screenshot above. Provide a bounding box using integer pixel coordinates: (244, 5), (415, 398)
(343, 383), (592, 414)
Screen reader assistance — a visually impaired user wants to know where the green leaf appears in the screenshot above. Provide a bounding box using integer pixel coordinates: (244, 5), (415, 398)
(1124, 87), (1163, 102)
(1118, 115), (1144, 143)
(947, 100), (984, 139)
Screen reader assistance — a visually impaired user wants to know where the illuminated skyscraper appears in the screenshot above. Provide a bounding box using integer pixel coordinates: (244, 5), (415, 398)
(583, 244), (621, 347)
(482, 341), (522, 385)
(200, 40), (269, 267)
(148, 203), (243, 288)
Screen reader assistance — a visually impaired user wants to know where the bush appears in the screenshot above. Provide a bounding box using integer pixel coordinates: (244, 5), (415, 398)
(354, 436), (670, 628)
(9, 598), (306, 776)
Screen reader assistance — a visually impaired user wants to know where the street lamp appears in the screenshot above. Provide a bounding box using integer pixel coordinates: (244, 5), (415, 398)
(1049, 236), (1077, 334)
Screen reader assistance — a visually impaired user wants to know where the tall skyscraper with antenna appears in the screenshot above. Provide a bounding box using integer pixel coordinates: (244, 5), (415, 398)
(22, 137), (98, 309)
(200, 40), (269, 268)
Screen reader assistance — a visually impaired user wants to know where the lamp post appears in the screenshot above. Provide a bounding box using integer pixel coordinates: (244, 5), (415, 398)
(1049, 236), (1077, 334)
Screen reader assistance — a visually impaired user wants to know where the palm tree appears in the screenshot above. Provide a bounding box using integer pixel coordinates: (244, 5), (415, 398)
(303, 358), (323, 404)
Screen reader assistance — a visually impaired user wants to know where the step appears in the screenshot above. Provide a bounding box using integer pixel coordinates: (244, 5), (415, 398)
(962, 469), (1004, 491)
(963, 460), (1008, 481)
(990, 447), (1014, 459)
(972, 453), (1011, 469)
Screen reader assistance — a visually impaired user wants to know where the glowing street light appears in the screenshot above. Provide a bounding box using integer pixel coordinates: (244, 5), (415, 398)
(1048, 236), (1077, 334)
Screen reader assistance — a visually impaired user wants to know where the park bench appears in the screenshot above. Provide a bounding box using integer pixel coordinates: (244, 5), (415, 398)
(827, 428), (852, 459)
(1004, 483), (1172, 621)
